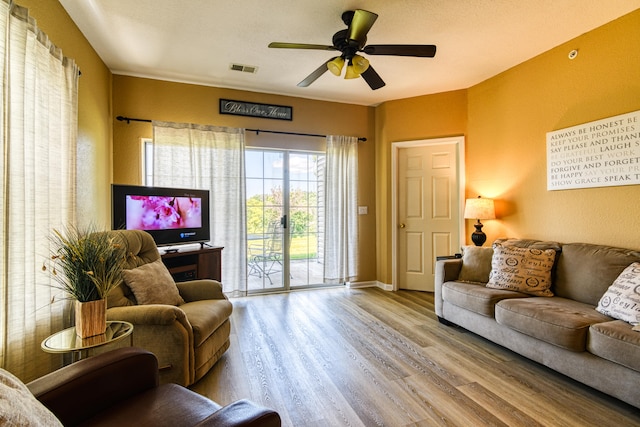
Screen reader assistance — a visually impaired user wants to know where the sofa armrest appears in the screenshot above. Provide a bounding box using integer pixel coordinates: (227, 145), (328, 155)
(177, 279), (227, 302)
(195, 399), (281, 427)
(434, 259), (463, 317)
(27, 347), (158, 426)
(435, 258), (463, 283)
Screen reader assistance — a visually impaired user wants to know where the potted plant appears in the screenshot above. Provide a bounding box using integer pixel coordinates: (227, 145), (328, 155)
(45, 225), (127, 338)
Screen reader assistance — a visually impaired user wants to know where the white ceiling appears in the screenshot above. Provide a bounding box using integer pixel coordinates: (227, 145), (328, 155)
(59, 1), (640, 106)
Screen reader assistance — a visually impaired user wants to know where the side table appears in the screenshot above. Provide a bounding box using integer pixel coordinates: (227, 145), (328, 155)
(41, 321), (134, 362)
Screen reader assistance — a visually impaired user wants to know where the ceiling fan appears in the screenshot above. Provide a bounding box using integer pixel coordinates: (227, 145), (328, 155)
(268, 9), (436, 90)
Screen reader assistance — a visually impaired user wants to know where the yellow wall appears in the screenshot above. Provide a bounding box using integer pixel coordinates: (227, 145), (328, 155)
(21, 0), (112, 227)
(467, 10), (640, 248)
(374, 91), (468, 283)
(112, 76), (377, 281)
(375, 9), (640, 285)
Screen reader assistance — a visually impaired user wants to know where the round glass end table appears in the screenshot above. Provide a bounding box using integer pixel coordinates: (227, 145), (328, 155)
(41, 321), (133, 362)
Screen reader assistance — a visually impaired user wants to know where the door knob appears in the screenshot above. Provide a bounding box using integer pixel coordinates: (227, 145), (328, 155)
(399, 223), (406, 228)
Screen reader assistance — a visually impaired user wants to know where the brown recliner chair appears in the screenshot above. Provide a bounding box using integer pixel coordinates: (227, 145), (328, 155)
(105, 230), (232, 386)
(27, 347), (281, 427)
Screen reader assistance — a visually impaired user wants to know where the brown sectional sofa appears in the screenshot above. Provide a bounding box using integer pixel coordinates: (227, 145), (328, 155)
(24, 347), (281, 426)
(435, 239), (640, 409)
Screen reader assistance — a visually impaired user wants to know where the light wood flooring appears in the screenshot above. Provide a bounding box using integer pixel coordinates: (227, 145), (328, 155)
(190, 287), (640, 426)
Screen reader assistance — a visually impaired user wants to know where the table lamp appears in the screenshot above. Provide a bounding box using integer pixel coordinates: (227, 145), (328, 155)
(463, 196), (495, 246)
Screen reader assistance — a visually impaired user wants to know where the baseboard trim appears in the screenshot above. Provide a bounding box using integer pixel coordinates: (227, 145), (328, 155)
(347, 281), (377, 289)
(348, 281), (393, 291)
(376, 282), (394, 291)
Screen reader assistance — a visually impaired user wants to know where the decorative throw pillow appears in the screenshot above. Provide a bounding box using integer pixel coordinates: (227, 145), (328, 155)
(486, 243), (556, 296)
(122, 259), (185, 306)
(458, 245), (494, 283)
(596, 262), (640, 326)
(0, 368), (63, 426)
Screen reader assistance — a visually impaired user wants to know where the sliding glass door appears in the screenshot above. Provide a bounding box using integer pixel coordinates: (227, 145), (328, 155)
(246, 149), (324, 292)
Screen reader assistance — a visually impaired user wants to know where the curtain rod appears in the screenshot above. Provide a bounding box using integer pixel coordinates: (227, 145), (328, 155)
(115, 116), (366, 142)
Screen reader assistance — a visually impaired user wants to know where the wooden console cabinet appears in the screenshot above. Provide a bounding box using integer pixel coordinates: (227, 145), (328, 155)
(160, 246), (223, 282)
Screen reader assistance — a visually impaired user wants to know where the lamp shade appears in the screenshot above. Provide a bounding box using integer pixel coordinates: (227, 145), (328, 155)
(345, 55), (370, 79)
(351, 55), (370, 74)
(327, 57), (345, 76)
(463, 197), (495, 220)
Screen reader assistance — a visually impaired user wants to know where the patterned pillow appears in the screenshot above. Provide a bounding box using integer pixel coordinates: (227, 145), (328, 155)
(596, 262), (640, 326)
(486, 243), (556, 296)
(122, 259), (185, 306)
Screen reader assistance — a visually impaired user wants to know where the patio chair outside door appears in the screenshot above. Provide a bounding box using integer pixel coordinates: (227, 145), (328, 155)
(248, 219), (284, 285)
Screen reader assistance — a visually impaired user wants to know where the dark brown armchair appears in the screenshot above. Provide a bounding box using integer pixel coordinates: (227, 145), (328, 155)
(27, 347), (281, 427)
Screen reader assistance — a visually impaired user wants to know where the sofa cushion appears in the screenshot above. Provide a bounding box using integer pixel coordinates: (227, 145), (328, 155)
(180, 299), (233, 347)
(486, 243), (556, 297)
(0, 368), (62, 426)
(495, 297), (612, 351)
(122, 259), (185, 306)
(442, 281), (529, 317)
(595, 262), (640, 326)
(588, 320), (640, 372)
(554, 243), (640, 306)
(457, 246), (493, 283)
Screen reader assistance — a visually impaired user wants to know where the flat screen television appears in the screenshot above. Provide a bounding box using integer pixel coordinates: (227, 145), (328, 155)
(111, 184), (210, 247)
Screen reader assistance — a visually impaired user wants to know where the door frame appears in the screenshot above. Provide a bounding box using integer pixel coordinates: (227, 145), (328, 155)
(391, 136), (466, 291)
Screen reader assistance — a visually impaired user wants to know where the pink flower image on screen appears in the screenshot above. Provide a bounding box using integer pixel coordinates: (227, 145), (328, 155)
(126, 195), (202, 230)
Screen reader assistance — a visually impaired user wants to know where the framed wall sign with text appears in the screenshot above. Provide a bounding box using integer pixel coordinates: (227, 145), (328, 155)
(547, 110), (640, 190)
(219, 99), (292, 121)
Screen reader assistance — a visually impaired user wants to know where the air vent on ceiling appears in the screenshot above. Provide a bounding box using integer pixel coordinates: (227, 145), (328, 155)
(230, 63), (258, 74)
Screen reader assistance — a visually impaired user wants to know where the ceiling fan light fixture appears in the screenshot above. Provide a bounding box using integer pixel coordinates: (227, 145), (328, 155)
(352, 54), (370, 74)
(344, 64), (359, 79)
(327, 57), (345, 76)
(345, 55), (369, 79)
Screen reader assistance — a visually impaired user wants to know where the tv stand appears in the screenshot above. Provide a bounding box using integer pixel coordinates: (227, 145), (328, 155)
(160, 246), (223, 282)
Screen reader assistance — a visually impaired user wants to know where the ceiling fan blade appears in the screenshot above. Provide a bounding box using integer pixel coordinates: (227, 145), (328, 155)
(360, 65), (385, 90)
(297, 58), (334, 87)
(347, 9), (378, 46)
(269, 42), (336, 51)
(363, 44), (437, 57)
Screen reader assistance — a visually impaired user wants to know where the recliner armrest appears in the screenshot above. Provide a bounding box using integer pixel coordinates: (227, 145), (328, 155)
(27, 347), (159, 426)
(195, 399), (281, 427)
(177, 279), (227, 302)
(107, 304), (190, 326)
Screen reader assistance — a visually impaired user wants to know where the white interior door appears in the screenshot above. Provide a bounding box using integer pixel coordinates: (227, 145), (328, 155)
(397, 142), (460, 291)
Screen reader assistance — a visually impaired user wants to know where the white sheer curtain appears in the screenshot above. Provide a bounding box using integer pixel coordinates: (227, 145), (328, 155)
(0, 1), (78, 381)
(152, 121), (247, 296)
(323, 135), (358, 284)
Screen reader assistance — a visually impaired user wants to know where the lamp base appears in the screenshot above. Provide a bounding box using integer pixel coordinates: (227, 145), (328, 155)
(471, 220), (487, 246)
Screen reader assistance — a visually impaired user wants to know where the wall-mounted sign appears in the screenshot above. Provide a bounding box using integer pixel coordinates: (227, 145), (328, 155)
(219, 99), (292, 121)
(547, 110), (640, 190)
